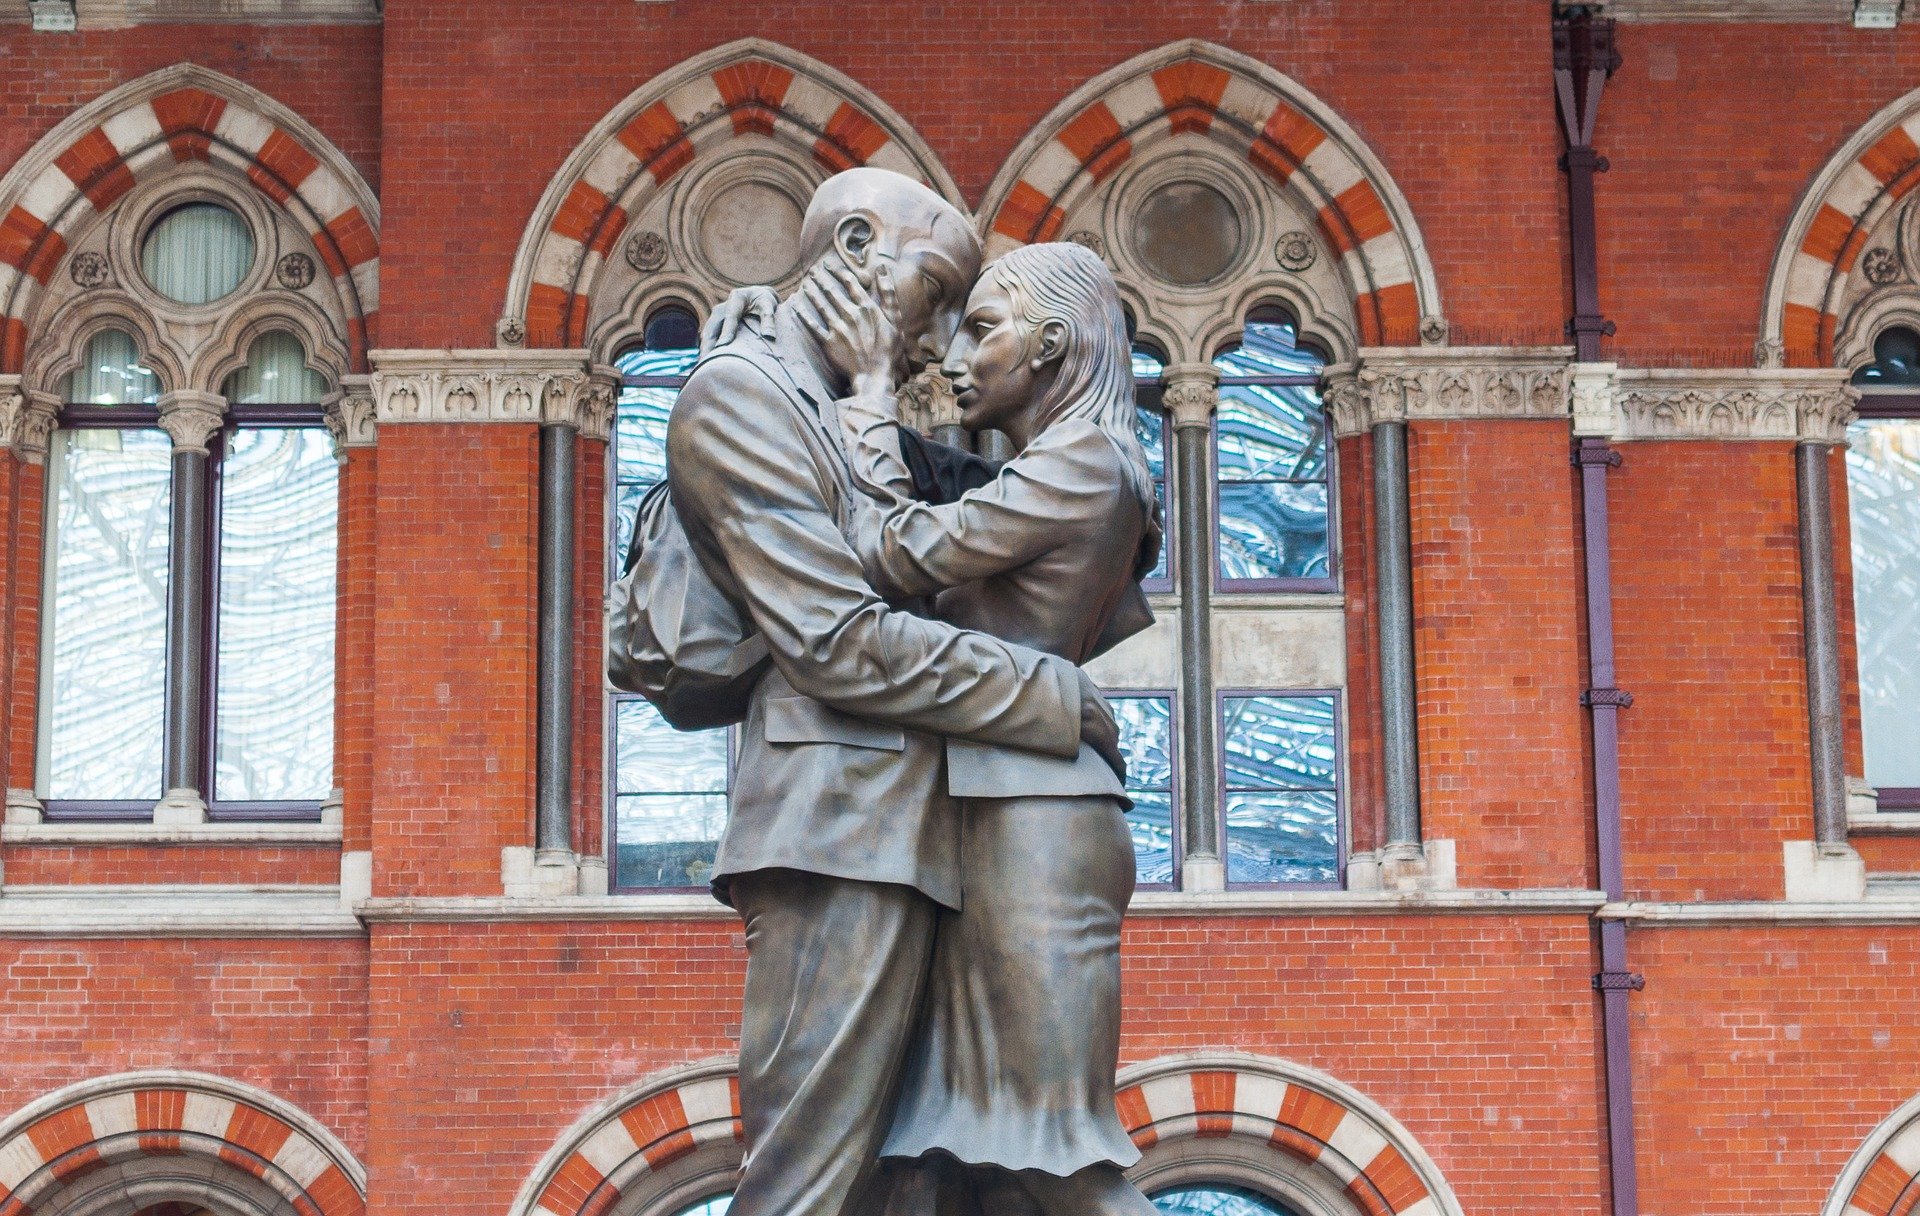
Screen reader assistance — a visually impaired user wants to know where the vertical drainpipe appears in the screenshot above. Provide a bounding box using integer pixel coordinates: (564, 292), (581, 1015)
(154, 390), (227, 825)
(535, 420), (576, 863)
(1556, 9), (1640, 1216)
(1164, 364), (1224, 891)
(1372, 415), (1422, 858)
(1797, 439), (1849, 847)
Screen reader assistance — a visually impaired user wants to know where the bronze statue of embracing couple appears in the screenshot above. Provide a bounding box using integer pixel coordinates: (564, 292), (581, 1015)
(609, 167), (1163, 1216)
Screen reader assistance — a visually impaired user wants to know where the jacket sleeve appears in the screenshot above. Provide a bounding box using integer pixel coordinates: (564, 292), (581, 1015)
(666, 356), (1083, 758)
(841, 423), (1118, 599)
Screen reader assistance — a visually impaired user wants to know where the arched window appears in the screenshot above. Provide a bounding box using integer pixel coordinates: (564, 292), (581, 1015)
(1213, 309), (1332, 590)
(1848, 325), (1920, 811)
(1150, 1184), (1303, 1215)
(672, 1197), (731, 1216)
(608, 303), (731, 892)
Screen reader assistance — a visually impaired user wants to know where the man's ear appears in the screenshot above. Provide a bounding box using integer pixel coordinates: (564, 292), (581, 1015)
(1032, 318), (1069, 371)
(833, 214), (876, 271)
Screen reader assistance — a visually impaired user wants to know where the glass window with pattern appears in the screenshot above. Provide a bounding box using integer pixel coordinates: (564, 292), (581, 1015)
(1152, 1185), (1304, 1216)
(1112, 694), (1175, 887)
(1219, 692), (1341, 886)
(1213, 310), (1332, 589)
(608, 304), (733, 891)
(1132, 344), (1170, 588)
(39, 327), (335, 818)
(1849, 326), (1920, 809)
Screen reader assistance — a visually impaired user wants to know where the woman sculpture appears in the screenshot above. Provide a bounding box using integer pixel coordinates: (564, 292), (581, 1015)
(794, 241), (1164, 1216)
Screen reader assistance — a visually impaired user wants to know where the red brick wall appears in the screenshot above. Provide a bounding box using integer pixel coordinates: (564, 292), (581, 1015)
(1339, 432), (1385, 857)
(1629, 925), (1920, 1215)
(0, 844), (340, 885)
(0, 25), (380, 195)
(1611, 442), (1810, 902)
(2, 455), (42, 803)
(571, 437), (607, 862)
(0, 938), (370, 1156)
(338, 447), (378, 857)
(1408, 421), (1592, 889)
(370, 426), (538, 897)
(376, 0), (1568, 349)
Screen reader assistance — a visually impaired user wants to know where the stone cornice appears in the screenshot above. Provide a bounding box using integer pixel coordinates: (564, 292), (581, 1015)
(1326, 346), (1575, 437)
(1594, 0), (1892, 23)
(368, 349), (618, 441)
(1607, 368), (1857, 443)
(0, 886), (363, 937)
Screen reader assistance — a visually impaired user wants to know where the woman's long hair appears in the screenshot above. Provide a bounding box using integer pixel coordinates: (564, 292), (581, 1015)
(982, 242), (1163, 575)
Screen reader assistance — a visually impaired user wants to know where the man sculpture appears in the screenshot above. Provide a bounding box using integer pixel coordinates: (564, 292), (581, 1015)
(658, 169), (1129, 1216)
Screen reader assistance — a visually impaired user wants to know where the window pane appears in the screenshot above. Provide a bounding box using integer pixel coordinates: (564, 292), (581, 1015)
(612, 345), (698, 564)
(1853, 327), (1920, 387)
(1134, 405), (1169, 583)
(1222, 694), (1340, 886)
(1153, 1185), (1302, 1216)
(214, 429), (338, 802)
(1218, 481), (1330, 582)
(40, 429), (172, 800)
(60, 329), (159, 405)
(1213, 315), (1324, 379)
(1215, 383), (1325, 481)
(612, 698), (729, 890)
(1849, 418), (1920, 788)
(674, 1197), (732, 1216)
(140, 202), (254, 306)
(1113, 695), (1174, 886)
(222, 332), (328, 404)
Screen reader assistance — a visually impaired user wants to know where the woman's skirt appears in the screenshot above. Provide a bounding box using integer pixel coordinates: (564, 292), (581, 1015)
(881, 793), (1141, 1177)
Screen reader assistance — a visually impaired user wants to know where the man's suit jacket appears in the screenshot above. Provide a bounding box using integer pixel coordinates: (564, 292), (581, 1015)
(665, 310), (1085, 910)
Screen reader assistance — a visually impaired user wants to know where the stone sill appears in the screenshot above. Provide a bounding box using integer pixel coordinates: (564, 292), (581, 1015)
(359, 895), (736, 923)
(1148, 592), (1346, 612)
(1849, 811), (1920, 835)
(2, 822), (342, 846)
(1128, 888), (1604, 917)
(1597, 898), (1920, 925)
(0, 885), (359, 937)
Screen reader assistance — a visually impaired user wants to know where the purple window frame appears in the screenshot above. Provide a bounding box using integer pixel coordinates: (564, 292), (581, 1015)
(1852, 390), (1920, 811)
(1109, 688), (1179, 891)
(42, 400), (330, 823)
(1211, 369), (1341, 595)
(1216, 687), (1346, 891)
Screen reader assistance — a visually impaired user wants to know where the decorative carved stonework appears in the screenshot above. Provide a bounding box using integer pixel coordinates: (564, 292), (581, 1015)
(1, 383), (60, 464)
(1274, 231), (1317, 272)
(1066, 231), (1107, 261)
(1160, 363), (1220, 430)
(1863, 246), (1902, 286)
(1321, 368), (1366, 439)
(1327, 347), (1574, 437)
(1611, 369), (1857, 443)
(625, 231), (669, 273)
(157, 391), (227, 454)
(322, 377), (377, 455)
(1419, 315), (1450, 346)
(369, 351), (613, 440)
(1753, 338), (1787, 370)
(1569, 362), (1619, 438)
(276, 253), (317, 290)
(495, 316), (527, 348)
(897, 369), (963, 433)
(68, 251), (111, 289)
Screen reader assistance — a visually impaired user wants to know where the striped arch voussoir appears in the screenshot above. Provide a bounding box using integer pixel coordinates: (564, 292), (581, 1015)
(0, 65), (379, 374)
(981, 41), (1435, 347)
(515, 39), (957, 351)
(1115, 1059), (1457, 1216)
(0, 1076), (364, 1216)
(1770, 89), (1920, 369)
(523, 1069), (741, 1216)
(1829, 1096), (1920, 1216)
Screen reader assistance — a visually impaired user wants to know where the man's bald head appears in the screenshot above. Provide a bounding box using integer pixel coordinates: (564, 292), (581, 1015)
(795, 168), (980, 280)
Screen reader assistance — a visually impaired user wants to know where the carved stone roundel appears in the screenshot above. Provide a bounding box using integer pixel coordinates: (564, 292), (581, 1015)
(1275, 231), (1318, 272)
(69, 251), (111, 289)
(276, 252), (316, 290)
(1863, 246), (1902, 286)
(1068, 230), (1107, 259)
(626, 231), (669, 273)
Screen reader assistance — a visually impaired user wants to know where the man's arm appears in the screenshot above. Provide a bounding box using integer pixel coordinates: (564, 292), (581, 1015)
(667, 357), (1089, 758)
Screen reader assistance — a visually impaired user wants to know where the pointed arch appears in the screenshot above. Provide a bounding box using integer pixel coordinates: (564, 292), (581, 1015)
(1116, 1053), (1464, 1216)
(1762, 86), (1920, 369)
(1824, 1092), (1920, 1216)
(978, 41), (1443, 350)
(503, 38), (962, 351)
(0, 1070), (366, 1216)
(0, 63), (380, 374)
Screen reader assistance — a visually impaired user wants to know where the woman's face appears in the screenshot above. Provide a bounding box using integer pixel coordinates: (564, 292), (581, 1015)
(941, 276), (1044, 436)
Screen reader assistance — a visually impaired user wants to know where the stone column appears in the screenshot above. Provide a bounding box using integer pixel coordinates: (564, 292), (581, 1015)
(1163, 363), (1223, 891)
(1370, 413), (1422, 864)
(153, 389), (226, 824)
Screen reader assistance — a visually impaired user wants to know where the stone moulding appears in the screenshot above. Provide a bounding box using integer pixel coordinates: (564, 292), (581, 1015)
(1325, 346), (1575, 438)
(1609, 368), (1857, 443)
(368, 349), (618, 441)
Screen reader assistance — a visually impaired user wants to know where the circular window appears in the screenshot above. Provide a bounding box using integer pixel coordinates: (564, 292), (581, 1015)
(1131, 180), (1244, 287)
(140, 202), (255, 305)
(1151, 1183), (1302, 1216)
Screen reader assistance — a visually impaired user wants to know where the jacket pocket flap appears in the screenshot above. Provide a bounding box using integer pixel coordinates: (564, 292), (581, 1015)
(764, 696), (906, 752)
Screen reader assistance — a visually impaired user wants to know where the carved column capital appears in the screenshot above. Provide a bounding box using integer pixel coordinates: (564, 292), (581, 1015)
(1569, 361), (1620, 438)
(1, 381), (61, 464)
(546, 365), (618, 442)
(156, 390), (226, 454)
(1161, 363), (1220, 429)
(1328, 347), (1576, 437)
(1611, 369), (1857, 444)
(321, 375), (377, 458)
